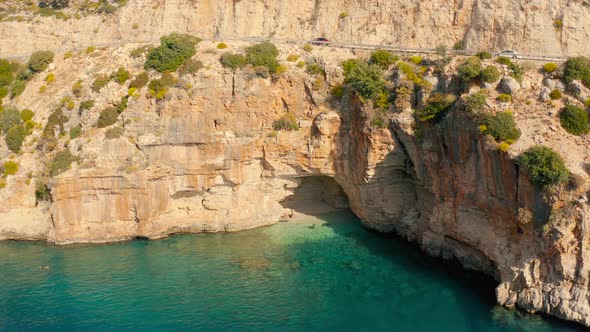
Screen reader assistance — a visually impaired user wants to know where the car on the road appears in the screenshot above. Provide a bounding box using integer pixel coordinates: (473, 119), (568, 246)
(310, 37), (331, 45)
(496, 50), (520, 59)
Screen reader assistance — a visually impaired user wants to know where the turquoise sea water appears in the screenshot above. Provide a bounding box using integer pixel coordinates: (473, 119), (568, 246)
(0, 210), (585, 331)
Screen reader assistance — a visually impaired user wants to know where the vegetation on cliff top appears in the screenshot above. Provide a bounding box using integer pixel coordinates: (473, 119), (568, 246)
(560, 104), (589, 136)
(519, 146), (569, 188)
(145, 33), (201, 72)
(563, 56), (590, 87)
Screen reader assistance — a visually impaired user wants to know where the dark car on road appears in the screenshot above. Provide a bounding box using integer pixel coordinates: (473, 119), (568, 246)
(310, 38), (330, 45)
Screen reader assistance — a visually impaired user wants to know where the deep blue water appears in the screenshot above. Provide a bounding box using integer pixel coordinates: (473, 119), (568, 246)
(0, 210), (585, 331)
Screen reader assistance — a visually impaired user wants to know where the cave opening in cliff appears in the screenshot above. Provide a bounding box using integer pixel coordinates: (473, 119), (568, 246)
(280, 176), (350, 216)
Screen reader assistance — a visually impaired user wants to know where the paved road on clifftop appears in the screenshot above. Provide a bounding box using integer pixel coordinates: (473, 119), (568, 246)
(0, 36), (570, 62)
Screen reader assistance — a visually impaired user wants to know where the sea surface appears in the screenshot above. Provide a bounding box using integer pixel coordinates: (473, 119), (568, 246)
(0, 210), (585, 331)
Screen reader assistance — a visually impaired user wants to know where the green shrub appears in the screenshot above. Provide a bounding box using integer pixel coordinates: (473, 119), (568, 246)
(129, 72), (149, 89)
(481, 111), (521, 142)
(20, 109), (34, 122)
(50, 150), (77, 176)
(543, 62), (558, 73)
(220, 52), (247, 70)
(71, 80), (83, 97)
(586, 99), (590, 108)
(303, 44), (313, 52)
(563, 56), (590, 87)
(85, 46), (96, 54)
(217, 42), (227, 49)
(497, 94), (512, 103)
(273, 114), (299, 131)
(559, 104), (589, 135)
(305, 62), (325, 76)
(178, 58), (203, 75)
(519, 146), (569, 188)
(549, 89), (562, 100)
(64, 51), (73, 59)
(105, 126), (124, 139)
(369, 50), (399, 69)
(508, 62), (524, 82)
(3, 161), (19, 176)
(24, 120), (35, 131)
(476, 51), (492, 60)
(499, 142), (511, 152)
(464, 89), (488, 113)
(481, 65), (500, 83)
(343, 61), (385, 99)
(409, 55), (422, 65)
(35, 180), (51, 203)
(144, 33), (201, 72)
(416, 93), (457, 122)
(45, 73), (55, 84)
(27, 51), (54, 73)
(331, 84), (344, 99)
(453, 41), (464, 50)
(148, 72), (175, 97)
(10, 80), (26, 98)
(6, 124), (27, 152)
(496, 57), (512, 65)
(287, 54), (299, 62)
(0, 106), (22, 133)
(79, 100), (95, 112)
(457, 57), (482, 82)
(245, 42), (280, 73)
(96, 107), (119, 128)
(116, 96), (128, 113)
(91, 74), (110, 92)
(554, 19), (563, 29)
(41, 109), (67, 141)
(111, 67), (129, 84)
(69, 124), (81, 139)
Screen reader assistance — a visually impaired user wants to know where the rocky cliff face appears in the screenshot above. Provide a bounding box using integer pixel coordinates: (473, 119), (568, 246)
(1, 0), (589, 56)
(1, 38), (590, 326)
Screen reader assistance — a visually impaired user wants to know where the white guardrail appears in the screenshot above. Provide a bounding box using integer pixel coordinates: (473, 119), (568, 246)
(0, 36), (571, 63)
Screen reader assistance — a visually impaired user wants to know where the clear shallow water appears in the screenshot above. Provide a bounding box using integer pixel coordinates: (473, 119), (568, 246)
(0, 210), (585, 332)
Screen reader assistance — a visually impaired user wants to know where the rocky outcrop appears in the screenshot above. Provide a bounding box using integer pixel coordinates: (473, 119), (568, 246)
(1, 0), (590, 56)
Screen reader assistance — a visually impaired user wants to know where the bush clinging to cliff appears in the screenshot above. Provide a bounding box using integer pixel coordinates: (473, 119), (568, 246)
(457, 57), (482, 82)
(220, 52), (247, 70)
(559, 104), (589, 136)
(343, 60), (385, 99)
(481, 111), (521, 143)
(481, 65), (500, 83)
(144, 33), (201, 72)
(519, 146), (569, 188)
(6, 124), (27, 153)
(273, 114), (299, 131)
(50, 150), (78, 176)
(416, 93), (457, 123)
(369, 50), (399, 69)
(27, 51), (54, 73)
(245, 42), (280, 73)
(96, 107), (119, 128)
(563, 56), (590, 87)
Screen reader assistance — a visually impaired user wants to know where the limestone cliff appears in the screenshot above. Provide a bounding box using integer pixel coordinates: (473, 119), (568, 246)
(1, 37), (590, 327)
(1, 0), (590, 56)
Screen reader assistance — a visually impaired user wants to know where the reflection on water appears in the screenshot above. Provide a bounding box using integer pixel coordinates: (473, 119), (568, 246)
(0, 210), (585, 331)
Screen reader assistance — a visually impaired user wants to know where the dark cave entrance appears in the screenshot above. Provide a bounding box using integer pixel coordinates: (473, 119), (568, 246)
(280, 176), (350, 216)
